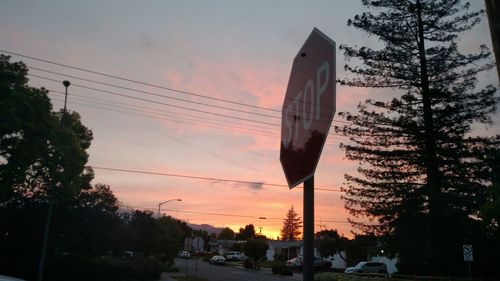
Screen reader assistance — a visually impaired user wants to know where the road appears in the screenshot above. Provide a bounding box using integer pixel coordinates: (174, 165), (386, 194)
(173, 258), (302, 281)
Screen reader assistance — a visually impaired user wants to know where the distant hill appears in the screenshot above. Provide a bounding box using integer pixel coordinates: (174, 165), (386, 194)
(188, 223), (224, 234)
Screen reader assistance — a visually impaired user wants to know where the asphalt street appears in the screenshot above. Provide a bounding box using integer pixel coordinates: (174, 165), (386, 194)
(170, 258), (303, 281)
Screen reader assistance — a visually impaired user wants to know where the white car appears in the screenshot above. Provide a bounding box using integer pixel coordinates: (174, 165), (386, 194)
(209, 255), (226, 265)
(180, 250), (191, 258)
(225, 251), (248, 261)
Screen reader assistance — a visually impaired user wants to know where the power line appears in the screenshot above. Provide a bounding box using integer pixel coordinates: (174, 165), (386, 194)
(30, 74), (281, 127)
(123, 204), (351, 224)
(49, 90), (344, 145)
(33, 74), (350, 139)
(91, 166), (343, 192)
(50, 89), (278, 133)
(30, 67), (341, 127)
(2, 49), (281, 113)
(30, 66), (342, 125)
(3, 50), (350, 125)
(30, 66), (281, 120)
(49, 92), (281, 139)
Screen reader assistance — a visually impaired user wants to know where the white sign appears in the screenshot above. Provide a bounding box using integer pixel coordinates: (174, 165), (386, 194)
(193, 236), (204, 251)
(463, 244), (473, 262)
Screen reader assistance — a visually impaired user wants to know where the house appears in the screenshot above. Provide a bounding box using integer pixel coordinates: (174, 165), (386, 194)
(207, 240), (244, 255)
(265, 240), (347, 269)
(266, 240), (303, 261)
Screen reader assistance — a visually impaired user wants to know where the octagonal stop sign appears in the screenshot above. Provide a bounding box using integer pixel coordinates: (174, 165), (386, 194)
(280, 28), (336, 188)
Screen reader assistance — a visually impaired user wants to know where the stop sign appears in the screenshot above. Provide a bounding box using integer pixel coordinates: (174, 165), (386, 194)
(280, 28), (336, 188)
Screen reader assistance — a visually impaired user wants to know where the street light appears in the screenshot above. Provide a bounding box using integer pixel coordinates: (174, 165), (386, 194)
(37, 80), (70, 281)
(158, 198), (182, 218)
(62, 80), (70, 114)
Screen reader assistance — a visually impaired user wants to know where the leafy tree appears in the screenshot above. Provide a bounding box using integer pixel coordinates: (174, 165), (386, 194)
(52, 184), (123, 258)
(280, 206), (302, 241)
(315, 229), (348, 262)
(157, 216), (192, 265)
(217, 227), (235, 240)
(235, 224), (256, 241)
(242, 239), (269, 269)
(336, 0), (499, 275)
(0, 54), (93, 200)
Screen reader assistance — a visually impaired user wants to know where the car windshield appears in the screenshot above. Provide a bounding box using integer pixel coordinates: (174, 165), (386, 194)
(355, 262), (367, 268)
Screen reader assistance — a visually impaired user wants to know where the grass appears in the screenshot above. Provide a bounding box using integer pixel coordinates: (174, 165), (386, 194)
(170, 276), (209, 281)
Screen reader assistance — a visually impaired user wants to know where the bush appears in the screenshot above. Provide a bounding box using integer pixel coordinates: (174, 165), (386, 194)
(314, 272), (338, 281)
(164, 265), (180, 272)
(44, 255), (162, 281)
(202, 254), (215, 262)
(272, 264), (293, 276)
(244, 260), (254, 269)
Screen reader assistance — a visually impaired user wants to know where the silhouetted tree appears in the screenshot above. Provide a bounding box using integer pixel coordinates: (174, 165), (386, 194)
(235, 224), (256, 241)
(0, 54), (94, 201)
(280, 206), (302, 241)
(336, 0), (499, 275)
(315, 229), (348, 262)
(217, 227), (235, 240)
(242, 239), (269, 269)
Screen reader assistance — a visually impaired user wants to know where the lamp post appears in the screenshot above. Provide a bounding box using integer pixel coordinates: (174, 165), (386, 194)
(37, 80), (70, 281)
(157, 198), (182, 218)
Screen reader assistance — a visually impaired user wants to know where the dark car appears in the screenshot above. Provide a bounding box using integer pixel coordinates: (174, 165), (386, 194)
(345, 261), (388, 275)
(286, 256), (332, 271)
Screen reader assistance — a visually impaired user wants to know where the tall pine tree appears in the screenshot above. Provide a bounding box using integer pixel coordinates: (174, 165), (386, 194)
(336, 0), (499, 274)
(280, 206), (302, 241)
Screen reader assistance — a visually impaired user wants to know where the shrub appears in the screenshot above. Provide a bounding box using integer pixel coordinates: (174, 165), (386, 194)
(45, 255), (162, 281)
(244, 260), (254, 269)
(314, 272), (338, 281)
(271, 265), (293, 276)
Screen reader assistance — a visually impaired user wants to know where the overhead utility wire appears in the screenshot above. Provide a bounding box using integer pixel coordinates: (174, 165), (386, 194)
(32, 74), (349, 139)
(125, 205), (351, 224)
(91, 166), (342, 192)
(48, 91), (281, 138)
(50, 95), (280, 139)
(29, 66), (280, 119)
(4, 50), (348, 124)
(49, 90), (344, 145)
(49, 89), (276, 133)
(2, 49), (281, 113)
(30, 66), (342, 125)
(50, 94), (343, 147)
(30, 74), (279, 127)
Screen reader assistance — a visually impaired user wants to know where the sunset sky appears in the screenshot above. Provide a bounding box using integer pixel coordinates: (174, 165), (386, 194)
(1, 0), (498, 239)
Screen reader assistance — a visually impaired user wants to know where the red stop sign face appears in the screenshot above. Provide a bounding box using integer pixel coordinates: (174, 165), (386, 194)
(280, 28), (336, 188)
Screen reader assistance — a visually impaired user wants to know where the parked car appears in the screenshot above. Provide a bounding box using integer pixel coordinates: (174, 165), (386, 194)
(209, 255), (226, 265)
(225, 251), (248, 261)
(286, 256), (332, 271)
(122, 250), (144, 258)
(180, 251), (191, 259)
(345, 261), (388, 275)
(0, 275), (26, 281)
(286, 256), (303, 269)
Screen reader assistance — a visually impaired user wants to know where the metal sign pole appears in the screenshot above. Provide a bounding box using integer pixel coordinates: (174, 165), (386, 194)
(468, 261), (472, 279)
(303, 176), (314, 281)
